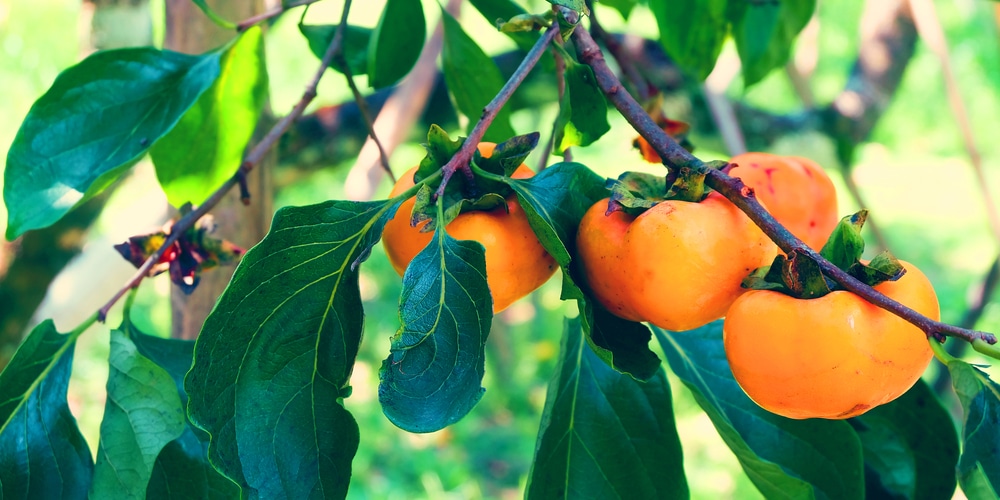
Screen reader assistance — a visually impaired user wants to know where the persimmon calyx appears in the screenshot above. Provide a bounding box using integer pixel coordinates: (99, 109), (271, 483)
(742, 210), (906, 298)
(407, 128), (540, 231)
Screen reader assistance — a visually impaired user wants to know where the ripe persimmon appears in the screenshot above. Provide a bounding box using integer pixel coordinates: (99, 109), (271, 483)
(381, 143), (556, 313)
(576, 193), (777, 331)
(728, 153), (839, 250)
(723, 260), (938, 419)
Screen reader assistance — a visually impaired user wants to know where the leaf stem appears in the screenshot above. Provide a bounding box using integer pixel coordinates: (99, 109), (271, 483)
(571, 26), (997, 347)
(235, 0), (321, 32)
(98, 0), (355, 322)
(929, 339), (956, 365)
(434, 22), (561, 200)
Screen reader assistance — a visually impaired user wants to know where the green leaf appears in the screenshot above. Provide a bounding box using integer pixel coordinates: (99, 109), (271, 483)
(728, 0), (815, 87)
(186, 200), (395, 498)
(656, 323), (864, 500)
(0, 321), (92, 498)
(948, 360), (1000, 497)
(850, 380), (959, 500)
(151, 27), (267, 208)
(467, 0), (538, 50)
(299, 23), (372, 75)
(547, 0), (589, 15)
(378, 226), (493, 433)
(648, 0), (728, 80)
(557, 63), (611, 150)
(190, 0), (236, 29)
(598, 0), (638, 20)
(441, 9), (516, 142)
(501, 162), (606, 268)
(368, 0), (426, 89)
(4, 47), (222, 239)
(132, 332), (240, 499)
(90, 328), (186, 499)
(819, 210), (868, 270)
(584, 302), (660, 381)
(525, 318), (687, 498)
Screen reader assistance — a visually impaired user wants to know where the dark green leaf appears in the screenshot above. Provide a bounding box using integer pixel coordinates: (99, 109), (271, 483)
(378, 228), (492, 433)
(0, 322), (92, 499)
(299, 24), (372, 75)
(441, 9), (516, 142)
(598, 0), (638, 20)
(468, 0), (539, 50)
(475, 132), (540, 176)
(186, 200), (394, 498)
(502, 162), (606, 267)
(190, 0), (236, 28)
(90, 329), (186, 499)
(656, 323), (864, 500)
(368, 0), (426, 88)
(847, 250), (905, 286)
(547, 0), (589, 15)
(648, 0), (728, 80)
(526, 318), (687, 499)
(557, 63), (611, 150)
(4, 48), (222, 239)
(819, 210), (868, 270)
(728, 0), (815, 87)
(584, 302), (660, 381)
(132, 332), (240, 499)
(850, 380), (959, 500)
(948, 361), (1000, 497)
(151, 27), (267, 207)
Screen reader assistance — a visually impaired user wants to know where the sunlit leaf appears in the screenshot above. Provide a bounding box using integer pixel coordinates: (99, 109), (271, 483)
(526, 318), (686, 498)
(0, 321), (92, 498)
(368, 0), (425, 88)
(151, 27), (267, 208)
(728, 0), (815, 87)
(90, 328), (186, 499)
(378, 227), (492, 433)
(4, 48), (222, 239)
(467, 0), (538, 50)
(656, 323), (864, 499)
(556, 63), (611, 151)
(441, 8), (516, 142)
(648, 0), (728, 80)
(186, 200), (397, 498)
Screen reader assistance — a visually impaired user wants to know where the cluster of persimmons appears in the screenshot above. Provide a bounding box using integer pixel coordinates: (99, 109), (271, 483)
(380, 142), (939, 420)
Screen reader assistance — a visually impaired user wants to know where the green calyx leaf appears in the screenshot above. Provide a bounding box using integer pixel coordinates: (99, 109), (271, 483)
(606, 172), (665, 216)
(820, 210), (906, 287)
(742, 250), (832, 299)
(497, 13), (550, 33)
(664, 164), (709, 202)
(474, 132), (540, 177)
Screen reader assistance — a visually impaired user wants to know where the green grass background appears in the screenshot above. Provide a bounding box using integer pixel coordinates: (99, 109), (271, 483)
(1, 0), (999, 498)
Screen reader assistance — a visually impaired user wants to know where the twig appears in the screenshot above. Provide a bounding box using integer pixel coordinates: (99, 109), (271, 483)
(235, 0), (320, 32)
(98, 0), (354, 321)
(335, 55), (394, 183)
(539, 37), (568, 170)
(572, 26), (997, 346)
(434, 21), (562, 199)
(908, 0), (1000, 246)
(703, 50), (746, 156)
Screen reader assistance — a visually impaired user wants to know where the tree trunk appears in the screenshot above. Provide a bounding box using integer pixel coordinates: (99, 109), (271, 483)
(164, 0), (273, 340)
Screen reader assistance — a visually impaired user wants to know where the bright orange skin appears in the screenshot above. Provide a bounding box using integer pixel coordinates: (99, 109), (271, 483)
(577, 194), (777, 331)
(728, 153), (839, 250)
(723, 261), (938, 419)
(381, 143), (556, 313)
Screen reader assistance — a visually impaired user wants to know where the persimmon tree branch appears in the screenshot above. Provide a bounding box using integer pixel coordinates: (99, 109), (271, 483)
(435, 21), (562, 199)
(572, 26), (997, 346)
(98, 0), (354, 321)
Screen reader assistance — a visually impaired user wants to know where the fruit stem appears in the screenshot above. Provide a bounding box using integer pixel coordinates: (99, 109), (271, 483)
(434, 22), (562, 200)
(572, 25), (998, 347)
(929, 339), (957, 365)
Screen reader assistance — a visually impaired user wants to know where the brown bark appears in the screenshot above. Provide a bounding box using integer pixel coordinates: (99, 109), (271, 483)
(164, 0), (273, 340)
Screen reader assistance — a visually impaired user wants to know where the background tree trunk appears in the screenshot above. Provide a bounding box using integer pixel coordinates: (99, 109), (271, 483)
(163, 0), (273, 340)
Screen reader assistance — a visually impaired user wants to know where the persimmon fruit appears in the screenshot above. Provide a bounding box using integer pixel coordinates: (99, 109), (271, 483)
(381, 143), (556, 313)
(723, 260), (938, 419)
(576, 193), (777, 331)
(728, 152), (839, 250)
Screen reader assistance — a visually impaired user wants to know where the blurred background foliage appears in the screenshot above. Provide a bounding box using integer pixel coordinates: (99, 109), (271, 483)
(0, 0), (998, 498)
